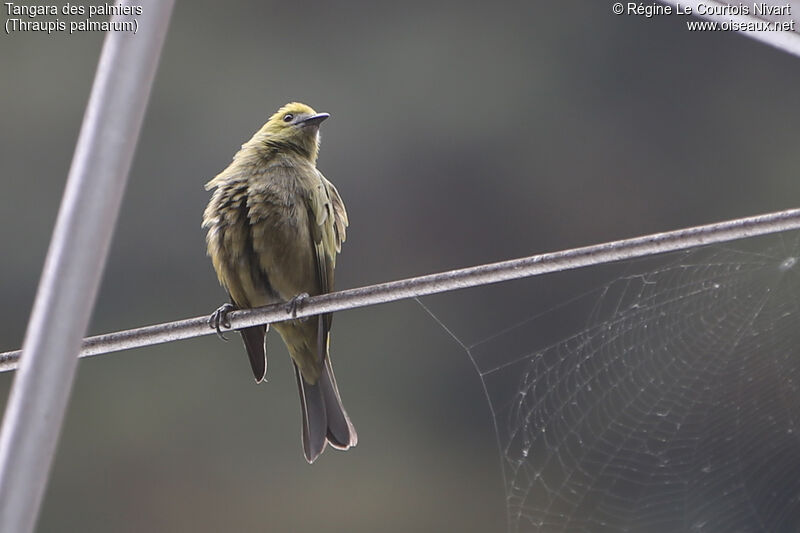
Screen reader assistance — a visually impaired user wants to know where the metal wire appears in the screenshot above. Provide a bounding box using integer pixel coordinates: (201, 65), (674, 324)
(2, 206), (800, 374)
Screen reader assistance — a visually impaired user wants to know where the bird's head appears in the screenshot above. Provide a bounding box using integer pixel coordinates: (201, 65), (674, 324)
(258, 102), (329, 162)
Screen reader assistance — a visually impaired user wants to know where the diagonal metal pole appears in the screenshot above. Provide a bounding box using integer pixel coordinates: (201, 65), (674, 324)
(0, 2), (174, 532)
(659, 0), (800, 59)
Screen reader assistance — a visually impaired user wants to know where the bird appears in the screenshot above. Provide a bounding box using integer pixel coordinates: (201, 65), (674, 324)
(202, 102), (356, 463)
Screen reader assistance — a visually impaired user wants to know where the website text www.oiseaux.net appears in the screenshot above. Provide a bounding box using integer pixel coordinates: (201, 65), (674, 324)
(686, 18), (795, 31)
(617, 3), (796, 32)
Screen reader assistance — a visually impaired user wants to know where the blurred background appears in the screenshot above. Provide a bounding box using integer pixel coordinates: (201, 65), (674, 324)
(2, 1), (800, 531)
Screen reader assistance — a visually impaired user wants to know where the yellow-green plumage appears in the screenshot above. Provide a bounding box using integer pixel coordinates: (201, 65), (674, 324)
(203, 102), (355, 462)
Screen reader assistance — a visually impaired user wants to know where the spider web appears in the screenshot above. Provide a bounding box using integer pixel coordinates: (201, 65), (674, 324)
(420, 230), (800, 533)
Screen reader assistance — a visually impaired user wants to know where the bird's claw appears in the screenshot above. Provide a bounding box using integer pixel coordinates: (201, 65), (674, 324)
(285, 292), (310, 320)
(209, 303), (235, 341)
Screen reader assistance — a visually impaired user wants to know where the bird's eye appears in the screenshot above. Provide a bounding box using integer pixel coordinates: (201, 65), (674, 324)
(283, 114), (294, 122)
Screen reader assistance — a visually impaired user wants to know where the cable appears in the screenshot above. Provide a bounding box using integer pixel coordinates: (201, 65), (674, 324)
(2, 206), (800, 374)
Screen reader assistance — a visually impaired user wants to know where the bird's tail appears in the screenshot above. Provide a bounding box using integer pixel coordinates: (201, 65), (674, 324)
(294, 355), (357, 463)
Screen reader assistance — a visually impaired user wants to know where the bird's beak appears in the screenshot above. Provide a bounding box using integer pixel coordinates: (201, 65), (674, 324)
(298, 113), (330, 127)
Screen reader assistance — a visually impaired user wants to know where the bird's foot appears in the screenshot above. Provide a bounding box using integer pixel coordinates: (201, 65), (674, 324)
(285, 293), (310, 320)
(209, 303), (235, 340)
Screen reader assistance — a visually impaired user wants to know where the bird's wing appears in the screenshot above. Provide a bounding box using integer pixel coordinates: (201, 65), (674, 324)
(307, 171), (349, 288)
(306, 178), (334, 347)
(305, 171), (348, 358)
(321, 174), (348, 258)
(240, 324), (268, 382)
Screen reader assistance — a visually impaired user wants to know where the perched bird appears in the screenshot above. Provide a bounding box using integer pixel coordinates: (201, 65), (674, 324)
(202, 102), (356, 463)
